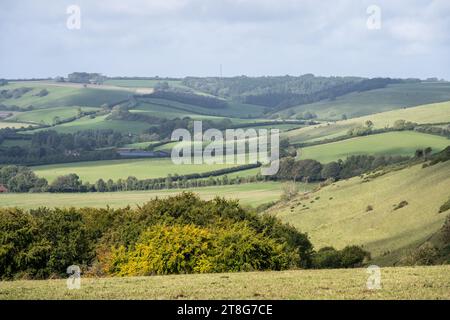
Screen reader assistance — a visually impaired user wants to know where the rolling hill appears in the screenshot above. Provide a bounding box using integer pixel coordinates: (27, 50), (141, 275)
(269, 160), (450, 265)
(287, 100), (450, 144)
(279, 82), (450, 120)
(298, 131), (450, 163)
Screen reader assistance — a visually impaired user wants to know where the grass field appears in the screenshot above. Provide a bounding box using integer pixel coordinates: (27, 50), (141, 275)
(10, 106), (99, 125)
(0, 266), (448, 299)
(286, 101), (450, 144)
(0, 82), (131, 109)
(29, 114), (152, 135)
(31, 158), (253, 182)
(0, 182), (311, 208)
(280, 82), (450, 120)
(270, 160), (450, 264)
(298, 131), (450, 163)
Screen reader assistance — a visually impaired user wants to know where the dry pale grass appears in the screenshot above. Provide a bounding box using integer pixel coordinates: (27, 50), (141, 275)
(0, 266), (448, 300)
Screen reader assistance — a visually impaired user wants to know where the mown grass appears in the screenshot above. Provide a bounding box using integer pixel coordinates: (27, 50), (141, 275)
(298, 131), (450, 163)
(0, 266), (448, 300)
(31, 158), (246, 183)
(0, 182), (311, 208)
(270, 161), (450, 264)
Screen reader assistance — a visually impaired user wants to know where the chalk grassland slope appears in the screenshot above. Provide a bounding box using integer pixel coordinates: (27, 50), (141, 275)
(270, 161), (450, 265)
(298, 131), (450, 163)
(10, 106), (100, 125)
(287, 100), (450, 144)
(0, 266), (448, 299)
(0, 182), (309, 208)
(280, 82), (450, 120)
(0, 82), (131, 109)
(31, 158), (247, 183)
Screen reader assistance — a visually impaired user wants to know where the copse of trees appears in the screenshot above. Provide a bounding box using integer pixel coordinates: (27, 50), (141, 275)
(67, 72), (105, 84)
(0, 193), (315, 279)
(0, 165), (47, 192)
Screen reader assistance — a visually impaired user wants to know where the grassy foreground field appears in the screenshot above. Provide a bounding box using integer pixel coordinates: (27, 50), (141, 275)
(0, 266), (448, 300)
(0, 182), (310, 208)
(298, 131), (450, 163)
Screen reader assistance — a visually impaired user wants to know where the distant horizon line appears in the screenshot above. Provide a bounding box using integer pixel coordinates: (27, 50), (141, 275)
(2, 74), (448, 82)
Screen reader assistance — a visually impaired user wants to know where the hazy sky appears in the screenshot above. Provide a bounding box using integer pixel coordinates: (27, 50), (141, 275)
(1, 0), (449, 79)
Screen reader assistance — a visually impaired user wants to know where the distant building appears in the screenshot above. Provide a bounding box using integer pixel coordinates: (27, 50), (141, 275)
(0, 185), (8, 193)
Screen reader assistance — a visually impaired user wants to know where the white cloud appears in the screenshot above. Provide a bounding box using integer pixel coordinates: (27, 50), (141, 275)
(0, 0), (449, 79)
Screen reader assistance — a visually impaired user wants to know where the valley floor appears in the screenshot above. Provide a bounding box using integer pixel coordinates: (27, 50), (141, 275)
(0, 266), (448, 300)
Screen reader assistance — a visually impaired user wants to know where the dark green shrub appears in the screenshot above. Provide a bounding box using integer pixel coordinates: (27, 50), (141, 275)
(439, 198), (450, 213)
(339, 245), (370, 268)
(311, 247), (342, 268)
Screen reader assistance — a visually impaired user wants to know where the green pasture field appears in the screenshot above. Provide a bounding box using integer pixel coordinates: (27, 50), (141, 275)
(31, 158), (248, 183)
(10, 106), (99, 125)
(0, 81), (131, 109)
(286, 100), (450, 144)
(0, 182), (309, 209)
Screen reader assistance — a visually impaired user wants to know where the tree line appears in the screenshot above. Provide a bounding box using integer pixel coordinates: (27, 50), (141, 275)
(0, 129), (130, 165)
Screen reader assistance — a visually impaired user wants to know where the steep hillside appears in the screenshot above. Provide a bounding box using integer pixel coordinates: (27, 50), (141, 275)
(269, 160), (450, 265)
(298, 131), (450, 163)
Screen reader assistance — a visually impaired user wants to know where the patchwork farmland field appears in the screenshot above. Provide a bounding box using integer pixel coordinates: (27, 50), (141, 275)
(0, 82), (131, 109)
(270, 160), (450, 264)
(0, 182), (312, 208)
(31, 158), (250, 183)
(10, 106), (99, 125)
(1, 266), (448, 300)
